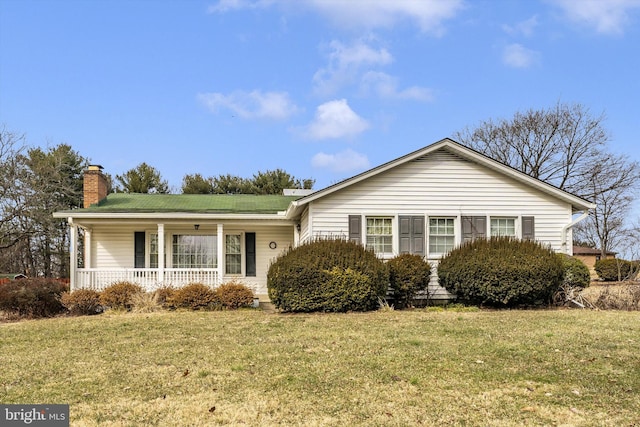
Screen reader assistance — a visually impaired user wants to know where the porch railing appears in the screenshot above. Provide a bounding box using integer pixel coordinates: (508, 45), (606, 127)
(74, 268), (221, 292)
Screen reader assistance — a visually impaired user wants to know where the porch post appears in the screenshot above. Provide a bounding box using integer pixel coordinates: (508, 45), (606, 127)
(84, 229), (92, 269)
(217, 223), (224, 285)
(158, 223), (165, 284)
(69, 219), (77, 291)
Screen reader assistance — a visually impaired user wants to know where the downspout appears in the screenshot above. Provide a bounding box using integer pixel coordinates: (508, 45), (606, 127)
(561, 212), (589, 255)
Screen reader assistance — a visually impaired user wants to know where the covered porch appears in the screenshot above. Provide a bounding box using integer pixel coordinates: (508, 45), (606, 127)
(66, 219), (298, 294)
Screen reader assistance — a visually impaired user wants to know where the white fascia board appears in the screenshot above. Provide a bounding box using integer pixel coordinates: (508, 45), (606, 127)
(53, 212), (290, 221)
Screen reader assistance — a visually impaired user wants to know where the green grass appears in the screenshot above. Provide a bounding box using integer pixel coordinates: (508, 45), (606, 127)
(1, 309), (639, 426)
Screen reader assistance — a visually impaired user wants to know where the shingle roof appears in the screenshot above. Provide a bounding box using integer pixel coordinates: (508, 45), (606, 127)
(79, 193), (299, 214)
(573, 246), (616, 256)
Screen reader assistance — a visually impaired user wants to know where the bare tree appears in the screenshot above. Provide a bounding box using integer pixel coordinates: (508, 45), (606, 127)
(573, 153), (640, 255)
(0, 126), (31, 251)
(455, 102), (640, 255)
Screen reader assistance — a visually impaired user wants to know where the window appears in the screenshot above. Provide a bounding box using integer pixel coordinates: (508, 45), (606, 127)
(172, 235), (216, 268)
(429, 217), (455, 254)
(490, 218), (516, 237)
(150, 233), (158, 268)
(366, 217), (392, 254)
(225, 234), (242, 275)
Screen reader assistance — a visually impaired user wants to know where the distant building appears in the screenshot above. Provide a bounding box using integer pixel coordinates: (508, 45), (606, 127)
(572, 246), (616, 280)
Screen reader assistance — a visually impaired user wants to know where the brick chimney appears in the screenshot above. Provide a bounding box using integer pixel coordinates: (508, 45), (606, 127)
(83, 165), (108, 208)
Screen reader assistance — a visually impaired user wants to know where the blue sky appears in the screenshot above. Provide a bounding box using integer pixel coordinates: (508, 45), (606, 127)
(1, 0), (639, 205)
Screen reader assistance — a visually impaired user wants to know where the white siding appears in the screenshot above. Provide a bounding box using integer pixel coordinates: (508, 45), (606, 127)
(91, 227), (136, 268)
(305, 149), (574, 300)
(309, 149), (572, 250)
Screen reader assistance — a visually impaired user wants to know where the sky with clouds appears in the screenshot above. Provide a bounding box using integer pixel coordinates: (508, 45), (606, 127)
(1, 0), (639, 209)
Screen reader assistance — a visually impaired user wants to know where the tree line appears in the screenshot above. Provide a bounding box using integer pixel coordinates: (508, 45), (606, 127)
(1, 102), (638, 277)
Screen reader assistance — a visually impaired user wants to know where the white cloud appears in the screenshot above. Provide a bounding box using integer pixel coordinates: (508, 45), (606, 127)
(502, 15), (539, 37)
(207, 0), (274, 13)
(303, 99), (370, 140)
(360, 71), (434, 101)
(208, 0), (464, 35)
(311, 149), (370, 173)
(502, 43), (540, 68)
(197, 90), (299, 120)
(313, 39), (393, 96)
(305, 0), (464, 35)
(550, 0), (640, 35)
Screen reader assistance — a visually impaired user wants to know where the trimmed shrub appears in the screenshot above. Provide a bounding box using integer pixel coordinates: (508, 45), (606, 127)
(595, 258), (635, 281)
(0, 278), (68, 318)
(387, 254), (432, 309)
(60, 289), (102, 315)
(267, 238), (388, 312)
(167, 283), (219, 310)
(437, 237), (564, 307)
(99, 281), (144, 310)
(320, 267), (381, 312)
(558, 254), (591, 289)
(215, 281), (255, 309)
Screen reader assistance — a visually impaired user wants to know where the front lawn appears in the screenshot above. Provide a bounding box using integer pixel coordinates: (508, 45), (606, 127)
(1, 309), (639, 426)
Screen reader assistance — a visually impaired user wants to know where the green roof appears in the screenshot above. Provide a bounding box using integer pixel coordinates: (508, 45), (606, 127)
(79, 193), (299, 214)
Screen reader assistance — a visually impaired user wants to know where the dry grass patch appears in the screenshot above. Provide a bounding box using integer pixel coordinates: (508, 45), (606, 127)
(1, 310), (639, 426)
(581, 282), (640, 310)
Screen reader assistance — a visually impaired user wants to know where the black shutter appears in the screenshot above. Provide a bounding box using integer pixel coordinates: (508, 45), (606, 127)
(522, 216), (535, 240)
(399, 216), (425, 255)
(412, 216), (425, 256)
(245, 232), (256, 277)
(134, 232), (145, 268)
(348, 215), (362, 244)
(462, 216), (486, 243)
(399, 216), (411, 253)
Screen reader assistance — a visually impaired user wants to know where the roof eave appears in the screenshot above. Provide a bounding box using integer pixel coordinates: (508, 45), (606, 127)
(54, 211), (290, 221)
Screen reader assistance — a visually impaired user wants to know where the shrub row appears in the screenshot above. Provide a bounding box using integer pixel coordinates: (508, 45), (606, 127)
(0, 278), (68, 318)
(267, 238), (434, 312)
(0, 279), (255, 319)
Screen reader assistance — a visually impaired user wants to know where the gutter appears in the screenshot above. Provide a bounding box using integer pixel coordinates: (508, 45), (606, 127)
(561, 211), (589, 255)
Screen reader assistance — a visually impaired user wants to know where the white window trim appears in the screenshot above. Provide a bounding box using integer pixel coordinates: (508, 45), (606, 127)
(224, 231), (244, 277)
(363, 215), (396, 258)
(489, 216), (519, 238)
(427, 216), (457, 258)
